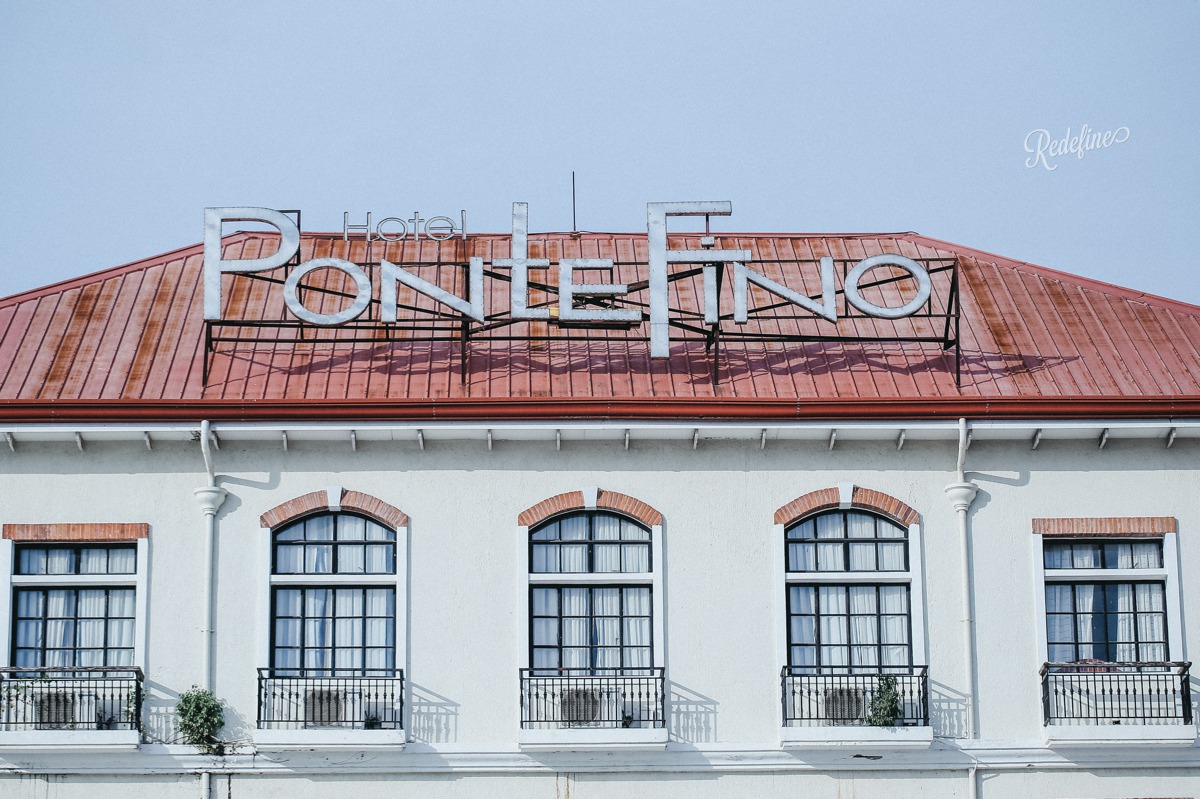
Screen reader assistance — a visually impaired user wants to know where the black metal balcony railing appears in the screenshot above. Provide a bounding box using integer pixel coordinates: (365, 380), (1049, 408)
(1041, 661), (1193, 725)
(520, 668), (665, 729)
(0, 667), (143, 731)
(257, 669), (405, 730)
(781, 665), (930, 727)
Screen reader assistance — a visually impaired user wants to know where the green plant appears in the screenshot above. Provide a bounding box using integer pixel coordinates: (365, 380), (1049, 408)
(176, 686), (224, 751)
(867, 675), (903, 727)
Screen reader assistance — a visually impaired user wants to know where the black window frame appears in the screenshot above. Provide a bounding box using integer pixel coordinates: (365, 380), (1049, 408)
(528, 510), (652, 574)
(269, 585), (397, 677)
(1043, 539), (1164, 570)
(784, 509), (909, 573)
(528, 584), (654, 677)
(1044, 579), (1169, 664)
(10, 586), (137, 669)
(272, 511), (397, 576)
(13, 543), (138, 576)
(785, 582), (914, 674)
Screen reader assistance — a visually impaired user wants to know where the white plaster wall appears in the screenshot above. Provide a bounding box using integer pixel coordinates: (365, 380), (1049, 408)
(0, 433), (1196, 794)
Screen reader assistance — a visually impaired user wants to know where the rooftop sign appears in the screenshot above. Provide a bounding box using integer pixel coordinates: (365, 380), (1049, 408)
(202, 202), (960, 384)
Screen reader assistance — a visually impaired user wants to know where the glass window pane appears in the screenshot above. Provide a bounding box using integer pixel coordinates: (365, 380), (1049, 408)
(560, 544), (588, 573)
(305, 589), (333, 618)
(789, 586), (815, 615)
(849, 542), (876, 571)
(365, 618), (393, 647)
(336, 618), (363, 647)
(1104, 543), (1133, 569)
(47, 590), (75, 618)
(1046, 614), (1075, 643)
(275, 618), (301, 647)
(790, 616), (816, 645)
(593, 514), (621, 540)
(791, 645), (816, 668)
(1071, 544), (1101, 568)
(562, 618), (590, 646)
(819, 615), (848, 645)
(532, 619), (557, 646)
(819, 586), (847, 615)
(815, 514), (843, 539)
(1045, 584), (1073, 613)
(46, 549), (75, 574)
(305, 516), (334, 541)
(788, 542), (816, 571)
(1136, 583), (1164, 612)
(880, 615), (908, 644)
(532, 544), (558, 573)
(622, 543), (650, 573)
(623, 617), (650, 647)
(593, 588), (621, 616)
(78, 618), (105, 649)
(1132, 543), (1162, 569)
(338, 515), (366, 540)
(817, 543), (845, 571)
(532, 588), (558, 617)
(621, 519), (650, 541)
(365, 589), (394, 617)
(1137, 614), (1165, 644)
(1048, 643), (1075, 662)
(339, 545), (365, 574)
(365, 520), (394, 541)
(1044, 543), (1072, 569)
(275, 589), (302, 617)
(1139, 642), (1166, 662)
(531, 521), (558, 542)
(108, 547), (136, 574)
(594, 618), (620, 645)
(561, 588), (589, 616)
(623, 587), (650, 615)
(16, 590), (44, 617)
(533, 648), (559, 671)
(559, 516), (588, 541)
(275, 545), (303, 574)
(878, 542), (906, 571)
(879, 585), (908, 614)
(876, 519), (906, 539)
(79, 548), (108, 574)
(789, 520), (816, 540)
(275, 523), (304, 542)
(845, 513), (875, 538)
(305, 544), (333, 574)
(107, 619), (134, 648)
(15, 620), (43, 648)
(17, 547), (47, 575)
(593, 544), (621, 573)
(365, 544), (393, 573)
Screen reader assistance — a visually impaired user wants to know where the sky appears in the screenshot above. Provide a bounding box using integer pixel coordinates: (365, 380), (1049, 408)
(1, 1), (1198, 304)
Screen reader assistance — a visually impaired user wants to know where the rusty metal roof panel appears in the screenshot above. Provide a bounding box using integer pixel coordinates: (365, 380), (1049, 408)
(4, 230), (1200, 421)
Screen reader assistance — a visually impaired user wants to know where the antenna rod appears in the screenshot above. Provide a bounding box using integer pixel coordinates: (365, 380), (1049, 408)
(572, 171), (577, 232)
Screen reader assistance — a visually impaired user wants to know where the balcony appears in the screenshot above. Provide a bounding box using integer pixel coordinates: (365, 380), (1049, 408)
(255, 668), (405, 749)
(779, 665), (932, 747)
(518, 668), (667, 750)
(1040, 661), (1196, 745)
(0, 667), (142, 749)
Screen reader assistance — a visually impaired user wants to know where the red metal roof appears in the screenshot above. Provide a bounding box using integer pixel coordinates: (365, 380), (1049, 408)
(3, 231), (1200, 422)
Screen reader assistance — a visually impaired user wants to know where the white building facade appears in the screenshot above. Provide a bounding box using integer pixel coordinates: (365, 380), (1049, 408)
(0, 214), (1196, 797)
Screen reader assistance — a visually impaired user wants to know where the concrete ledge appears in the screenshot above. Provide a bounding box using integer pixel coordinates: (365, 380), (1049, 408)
(519, 726), (668, 751)
(0, 729), (140, 751)
(781, 725), (934, 748)
(1044, 722), (1197, 747)
(255, 728), (407, 750)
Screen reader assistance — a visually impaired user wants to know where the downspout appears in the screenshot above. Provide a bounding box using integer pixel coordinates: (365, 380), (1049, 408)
(193, 421), (227, 693)
(944, 418), (980, 794)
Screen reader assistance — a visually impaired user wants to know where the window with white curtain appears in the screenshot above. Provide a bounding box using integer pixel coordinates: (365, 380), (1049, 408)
(785, 511), (913, 673)
(11, 544), (137, 668)
(270, 513), (396, 676)
(1042, 539), (1168, 663)
(528, 512), (653, 676)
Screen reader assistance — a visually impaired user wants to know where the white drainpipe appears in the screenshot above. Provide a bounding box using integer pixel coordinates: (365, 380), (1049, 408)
(193, 421), (227, 693)
(945, 418), (980, 737)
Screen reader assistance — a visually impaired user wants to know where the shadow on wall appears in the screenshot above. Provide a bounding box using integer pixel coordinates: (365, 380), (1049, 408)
(409, 683), (459, 744)
(668, 682), (718, 743)
(929, 680), (968, 739)
(142, 682), (253, 749)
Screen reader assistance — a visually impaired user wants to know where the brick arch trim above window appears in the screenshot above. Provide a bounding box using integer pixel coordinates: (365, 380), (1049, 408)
(774, 486), (920, 527)
(259, 489), (409, 530)
(518, 489), (664, 528)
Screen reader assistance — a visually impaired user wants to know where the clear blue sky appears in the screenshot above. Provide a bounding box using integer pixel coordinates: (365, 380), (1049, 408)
(1, 1), (1197, 303)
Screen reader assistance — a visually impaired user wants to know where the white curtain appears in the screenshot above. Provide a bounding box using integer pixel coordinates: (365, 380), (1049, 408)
(1132, 543), (1159, 569)
(846, 513), (875, 538)
(623, 588), (651, 669)
(47, 549), (73, 574)
(108, 547), (136, 574)
(559, 515), (588, 572)
(593, 514), (621, 572)
(80, 548), (107, 574)
(339, 516), (366, 540)
(878, 542), (905, 570)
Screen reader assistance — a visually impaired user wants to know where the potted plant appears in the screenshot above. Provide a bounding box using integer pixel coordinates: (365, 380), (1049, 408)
(867, 675), (903, 727)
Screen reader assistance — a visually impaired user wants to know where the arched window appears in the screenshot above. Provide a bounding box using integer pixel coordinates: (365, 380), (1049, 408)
(529, 511), (652, 674)
(784, 510), (912, 673)
(270, 512), (397, 677)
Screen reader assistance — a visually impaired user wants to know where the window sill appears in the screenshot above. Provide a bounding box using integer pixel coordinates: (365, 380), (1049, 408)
(518, 726), (668, 751)
(255, 728), (406, 750)
(1043, 722), (1197, 747)
(780, 725), (933, 748)
(0, 729), (140, 751)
